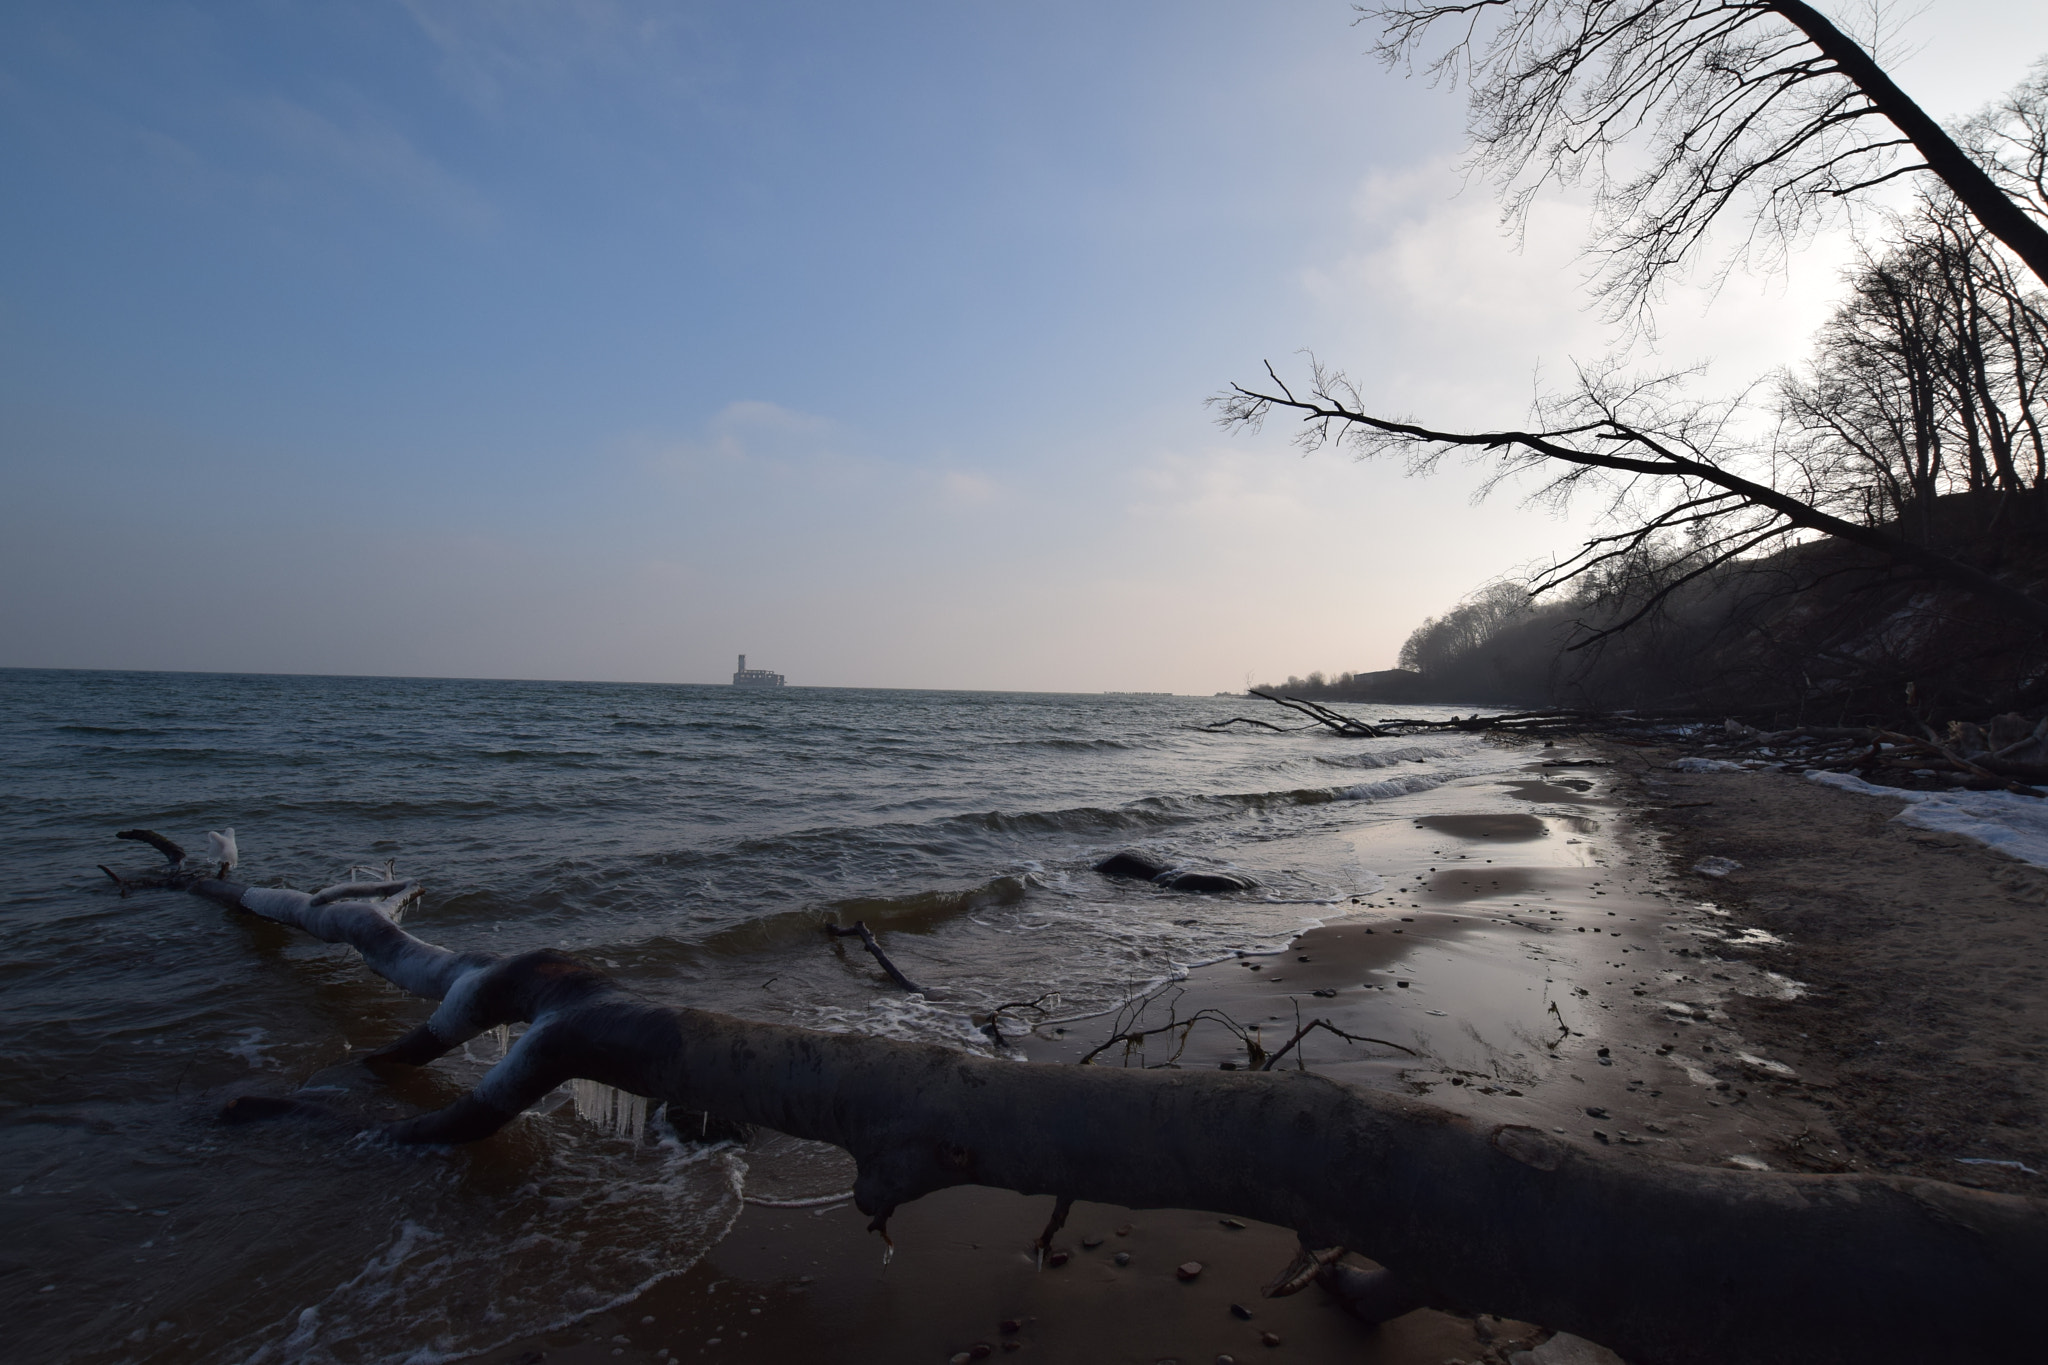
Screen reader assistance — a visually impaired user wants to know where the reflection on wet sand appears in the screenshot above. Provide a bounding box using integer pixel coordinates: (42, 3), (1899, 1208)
(1058, 776), (1837, 1200)
(1414, 812), (1548, 840)
(1501, 777), (1605, 803)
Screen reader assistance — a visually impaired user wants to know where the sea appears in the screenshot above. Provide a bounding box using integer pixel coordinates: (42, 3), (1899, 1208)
(0, 669), (1527, 1365)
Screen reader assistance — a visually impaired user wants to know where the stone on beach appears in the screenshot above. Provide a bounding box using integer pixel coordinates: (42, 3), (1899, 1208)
(1093, 851), (1257, 893)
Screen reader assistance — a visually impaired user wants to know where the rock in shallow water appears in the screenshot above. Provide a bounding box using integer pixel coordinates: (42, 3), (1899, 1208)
(1092, 851), (1256, 893)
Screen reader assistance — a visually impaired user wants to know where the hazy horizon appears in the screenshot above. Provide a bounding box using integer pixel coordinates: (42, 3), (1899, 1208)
(0, 660), (1314, 696)
(7, 0), (2046, 693)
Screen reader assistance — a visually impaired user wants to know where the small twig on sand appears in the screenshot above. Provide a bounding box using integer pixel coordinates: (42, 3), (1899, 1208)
(823, 919), (927, 994)
(1078, 1005), (1253, 1067)
(977, 992), (1059, 1046)
(1263, 1242), (1345, 1298)
(1547, 1000), (1571, 1049)
(1080, 991), (1414, 1074)
(1034, 1194), (1074, 1255)
(1260, 1019), (1418, 1071)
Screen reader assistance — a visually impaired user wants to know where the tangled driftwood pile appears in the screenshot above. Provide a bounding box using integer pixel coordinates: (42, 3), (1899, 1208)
(1202, 692), (1608, 740)
(1659, 715), (2048, 797)
(1219, 691), (2048, 796)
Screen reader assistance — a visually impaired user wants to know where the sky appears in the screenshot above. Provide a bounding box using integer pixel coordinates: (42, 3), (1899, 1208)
(4, 0), (2047, 693)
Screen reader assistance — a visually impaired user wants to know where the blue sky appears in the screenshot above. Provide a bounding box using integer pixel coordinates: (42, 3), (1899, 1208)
(5, 1), (2046, 691)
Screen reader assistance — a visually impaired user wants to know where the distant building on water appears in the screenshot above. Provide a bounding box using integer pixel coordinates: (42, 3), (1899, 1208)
(732, 654), (786, 688)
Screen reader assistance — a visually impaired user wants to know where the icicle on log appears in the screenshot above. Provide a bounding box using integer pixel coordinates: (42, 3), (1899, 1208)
(132, 834), (2046, 1365)
(572, 1077), (649, 1141)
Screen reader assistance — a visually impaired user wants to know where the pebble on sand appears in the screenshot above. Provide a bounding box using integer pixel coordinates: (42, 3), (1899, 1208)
(1177, 1261), (1203, 1281)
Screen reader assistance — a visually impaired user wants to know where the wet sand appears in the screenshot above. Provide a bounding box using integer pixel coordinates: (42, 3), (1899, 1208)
(473, 741), (2046, 1364)
(1600, 741), (2048, 1195)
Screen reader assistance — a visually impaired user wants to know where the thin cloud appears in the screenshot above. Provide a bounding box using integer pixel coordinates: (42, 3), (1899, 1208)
(243, 95), (496, 233)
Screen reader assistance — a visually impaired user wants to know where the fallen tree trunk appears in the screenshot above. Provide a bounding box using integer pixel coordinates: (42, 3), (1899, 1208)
(157, 847), (2044, 1365)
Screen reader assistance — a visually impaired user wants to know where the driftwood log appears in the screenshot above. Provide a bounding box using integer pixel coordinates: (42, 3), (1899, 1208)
(135, 840), (2045, 1365)
(823, 918), (928, 994)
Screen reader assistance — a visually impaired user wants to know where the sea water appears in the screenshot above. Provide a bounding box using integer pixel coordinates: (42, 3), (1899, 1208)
(0, 668), (1523, 1363)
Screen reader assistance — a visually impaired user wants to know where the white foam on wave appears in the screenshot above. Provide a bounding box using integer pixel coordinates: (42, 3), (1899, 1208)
(1336, 772), (1450, 802)
(233, 1136), (744, 1365)
(1313, 745), (1449, 770)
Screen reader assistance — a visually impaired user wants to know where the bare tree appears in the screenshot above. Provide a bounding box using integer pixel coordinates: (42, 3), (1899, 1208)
(1215, 356), (2048, 637)
(1964, 57), (2048, 225)
(1399, 580), (1537, 673)
(1778, 193), (2048, 539)
(1367, 0), (2048, 315)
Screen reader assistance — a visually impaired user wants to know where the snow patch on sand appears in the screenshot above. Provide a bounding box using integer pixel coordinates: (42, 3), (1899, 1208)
(1806, 771), (2048, 868)
(1670, 757), (1747, 773)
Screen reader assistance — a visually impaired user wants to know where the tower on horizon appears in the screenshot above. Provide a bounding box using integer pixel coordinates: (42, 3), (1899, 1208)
(732, 654), (786, 688)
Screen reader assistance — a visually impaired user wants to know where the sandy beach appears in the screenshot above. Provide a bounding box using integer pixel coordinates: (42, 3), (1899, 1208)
(459, 735), (2048, 1365)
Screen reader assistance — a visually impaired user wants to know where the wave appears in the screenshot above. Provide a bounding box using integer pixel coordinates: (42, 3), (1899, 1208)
(53, 724), (174, 736)
(682, 874), (1034, 958)
(1311, 745), (1445, 769)
(1337, 772), (1450, 802)
(513, 770), (1456, 957)
(475, 748), (613, 763)
(435, 767), (1467, 934)
(824, 874), (1031, 929)
(940, 775), (1452, 836)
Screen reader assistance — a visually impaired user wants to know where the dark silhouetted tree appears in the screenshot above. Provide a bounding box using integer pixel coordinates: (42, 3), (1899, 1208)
(1366, 1), (2048, 315)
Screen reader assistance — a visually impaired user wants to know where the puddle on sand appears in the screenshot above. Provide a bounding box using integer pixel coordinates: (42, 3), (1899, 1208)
(1500, 778), (1605, 804)
(1415, 813), (1549, 841)
(1036, 760), (1837, 1172)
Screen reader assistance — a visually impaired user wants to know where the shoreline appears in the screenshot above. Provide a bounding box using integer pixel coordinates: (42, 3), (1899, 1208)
(472, 739), (2045, 1364)
(1597, 739), (2048, 1196)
